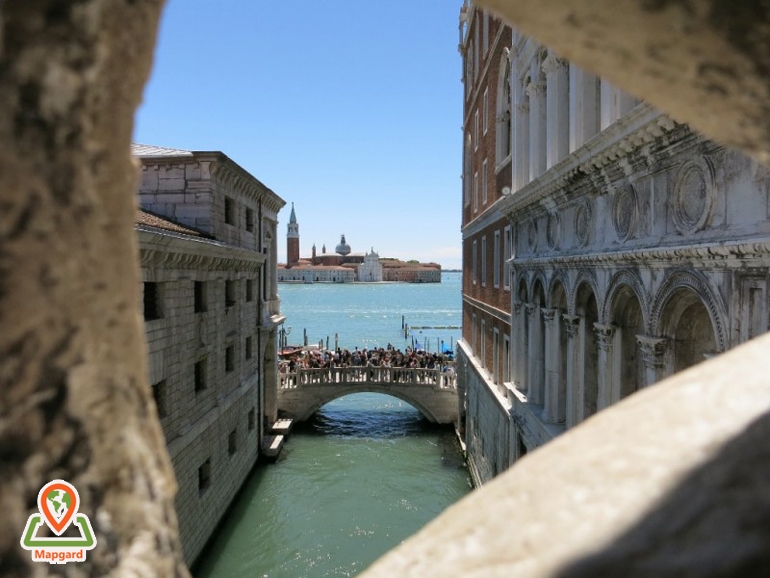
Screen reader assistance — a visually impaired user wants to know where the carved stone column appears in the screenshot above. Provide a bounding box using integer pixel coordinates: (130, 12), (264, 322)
(513, 81), (530, 192)
(526, 303), (544, 405)
(512, 301), (525, 391)
(542, 309), (559, 423)
(543, 54), (570, 168)
(563, 314), (582, 429)
(636, 335), (669, 387)
(527, 80), (547, 179)
(594, 323), (617, 411)
(569, 63), (599, 151)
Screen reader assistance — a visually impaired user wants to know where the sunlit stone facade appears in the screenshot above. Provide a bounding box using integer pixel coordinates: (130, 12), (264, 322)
(134, 144), (285, 563)
(457, 3), (770, 486)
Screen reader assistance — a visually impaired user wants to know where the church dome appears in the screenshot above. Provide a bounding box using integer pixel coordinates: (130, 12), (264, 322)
(335, 234), (351, 256)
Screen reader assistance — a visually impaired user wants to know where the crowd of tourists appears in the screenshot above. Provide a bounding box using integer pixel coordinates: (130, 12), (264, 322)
(279, 344), (455, 375)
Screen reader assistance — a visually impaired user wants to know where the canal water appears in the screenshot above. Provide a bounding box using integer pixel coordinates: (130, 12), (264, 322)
(194, 272), (472, 578)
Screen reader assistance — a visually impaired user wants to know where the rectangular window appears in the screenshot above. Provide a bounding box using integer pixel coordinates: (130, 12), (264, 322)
(482, 159), (488, 205)
(225, 345), (235, 373)
(225, 280), (236, 308)
(472, 240), (478, 285)
(194, 281), (207, 313)
(472, 313), (477, 352)
(248, 408), (256, 431)
(481, 319), (487, 368)
(474, 25), (480, 79)
(246, 279), (254, 302)
(473, 172), (479, 212)
(481, 236), (487, 287)
(483, 12), (490, 54)
(504, 225), (512, 291)
(483, 89), (489, 134)
(228, 428), (237, 456)
(474, 110), (479, 150)
(245, 335), (253, 360)
(493, 328), (500, 384)
(494, 230), (501, 288)
(224, 197), (235, 225)
(245, 208), (254, 232)
(152, 380), (167, 419)
(198, 459), (211, 495)
(194, 359), (207, 393)
(503, 334), (511, 383)
(143, 282), (162, 321)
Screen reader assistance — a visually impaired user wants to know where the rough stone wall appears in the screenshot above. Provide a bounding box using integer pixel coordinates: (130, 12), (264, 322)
(0, 0), (192, 576)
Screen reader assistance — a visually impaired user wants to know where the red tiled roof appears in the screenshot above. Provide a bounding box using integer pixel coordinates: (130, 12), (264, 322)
(136, 210), (203, 237)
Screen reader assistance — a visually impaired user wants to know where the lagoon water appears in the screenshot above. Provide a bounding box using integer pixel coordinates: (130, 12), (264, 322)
(194, 272), (471, 578)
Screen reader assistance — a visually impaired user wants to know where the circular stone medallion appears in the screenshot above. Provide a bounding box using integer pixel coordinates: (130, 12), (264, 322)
(672, 159), (714, 235)
(612, 186), (637, 241)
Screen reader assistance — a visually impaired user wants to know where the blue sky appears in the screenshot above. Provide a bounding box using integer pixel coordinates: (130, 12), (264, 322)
(134, 1), (464, 269)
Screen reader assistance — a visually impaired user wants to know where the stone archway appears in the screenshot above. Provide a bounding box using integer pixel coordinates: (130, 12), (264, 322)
(575, 282), (599, 421)
(660, 288), (718, 374)
(546, 279), (568, 423)
(611, 285), (646, 399)
(529, 279), (547, 406)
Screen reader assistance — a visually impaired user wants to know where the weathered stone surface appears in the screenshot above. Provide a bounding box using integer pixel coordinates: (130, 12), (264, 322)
(478, 0), (770, 165)
(0, 0), (188, 575)
(361, 331), (770, 577)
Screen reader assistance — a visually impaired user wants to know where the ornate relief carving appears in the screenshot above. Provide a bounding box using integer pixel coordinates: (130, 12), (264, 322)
(541, 308), (557, 323)
(636, 335), (668, 368)
(594, 323), (616, 352)
(546, 213), (561, 250)
(528, 220), (538, 252)
(574, 201), (591, 248)
(672, 157), (715, 235)
(562, 315), (581, 338)
(612, 185), (638, 241)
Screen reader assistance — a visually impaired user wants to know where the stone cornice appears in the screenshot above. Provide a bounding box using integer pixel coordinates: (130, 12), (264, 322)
(137, 228), (265, 272)
(208, 156), (284, 215)
(500, 104), (678, 218)
(509, 237), (770, 269)
(463, 293), (511, 324)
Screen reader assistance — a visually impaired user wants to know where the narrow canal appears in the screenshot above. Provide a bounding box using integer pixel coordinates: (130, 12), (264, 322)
(194, 393), (472, 577)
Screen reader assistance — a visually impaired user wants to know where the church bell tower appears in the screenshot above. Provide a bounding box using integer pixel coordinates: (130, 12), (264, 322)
(287, 202), (300, 265)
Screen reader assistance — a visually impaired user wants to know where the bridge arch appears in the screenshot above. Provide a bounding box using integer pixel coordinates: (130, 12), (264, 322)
(296, 386), (444, 423)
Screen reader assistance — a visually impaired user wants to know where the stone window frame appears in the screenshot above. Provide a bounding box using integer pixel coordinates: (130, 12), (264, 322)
(481, 318), (487, 368)
(198, 459), (211, 496)
(245, 335), (253, 360)
(224, 196), (235, 225)
(246, 279), (254, 302)
(464, 135), (472, 207)
(225, 344), (235, 373)
(143, 281), (163, 321)
(472, 239), (478, 285)
(481, 235), (488, 287)
(474, 109), (480, 151)
(228, 428), (237, 456)
(483, 88), (489, 135)
(225, 279), (236, 308)
(152, 379), (167, 419)
(493, 229), (501, 288)
(473, 171), (479, 213)
(245, 207), (254, 232)
(194, 280), (207, 313)
(482, 159), (488, 205)
(503, 225), (512, 291)
(194, 358), (207, 393)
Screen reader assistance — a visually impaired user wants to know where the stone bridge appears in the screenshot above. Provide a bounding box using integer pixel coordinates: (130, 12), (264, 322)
(278, 367), (459, 424)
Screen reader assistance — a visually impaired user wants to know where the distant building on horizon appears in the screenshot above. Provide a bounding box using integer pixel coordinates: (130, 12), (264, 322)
(277, 204), (441, 283)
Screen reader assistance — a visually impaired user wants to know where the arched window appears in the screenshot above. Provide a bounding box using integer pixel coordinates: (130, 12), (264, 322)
(496, 57), (512, 164)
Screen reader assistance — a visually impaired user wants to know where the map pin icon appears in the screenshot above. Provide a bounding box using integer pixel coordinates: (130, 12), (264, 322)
(38, 480), (80, 535)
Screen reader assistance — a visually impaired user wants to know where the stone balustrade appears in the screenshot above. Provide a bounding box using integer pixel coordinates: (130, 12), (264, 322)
(280, 366), (457, 390)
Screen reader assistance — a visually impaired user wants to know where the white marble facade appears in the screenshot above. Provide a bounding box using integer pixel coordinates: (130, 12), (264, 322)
(458, 6), (770, 485)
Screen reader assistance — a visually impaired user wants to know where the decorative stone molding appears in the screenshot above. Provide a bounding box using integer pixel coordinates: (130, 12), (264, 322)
(574, 200), (592, 248)
(636, 335), (668, 368)
(649, 269), (728, 353)
(602, 269), (650, 325)
(612, 184), (638, 241)
(672, 157), (716, 235)
(526, 81), (546, 98)
(546, 212), (561, 250)
(594, 323), (617, 351)
(563, 314), (581, 338)
(527, 219), (539, 252)
(541, 54), (568, 75)
(541, 308), (557, 323)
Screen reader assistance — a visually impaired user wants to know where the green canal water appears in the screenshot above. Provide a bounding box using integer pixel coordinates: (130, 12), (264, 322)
(194, 273), (472, 577)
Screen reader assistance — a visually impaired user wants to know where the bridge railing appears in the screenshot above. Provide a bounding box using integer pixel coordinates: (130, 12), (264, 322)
(279, 366), (457, 390)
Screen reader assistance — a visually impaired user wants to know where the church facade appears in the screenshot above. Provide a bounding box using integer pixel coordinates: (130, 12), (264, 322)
(276, 204), (441, 283)
(457, 2), (770, 485)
